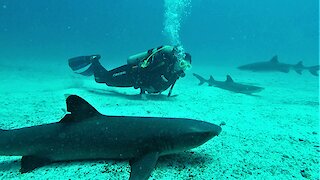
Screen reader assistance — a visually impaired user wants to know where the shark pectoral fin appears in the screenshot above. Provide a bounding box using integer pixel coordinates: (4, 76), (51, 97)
(279, 69), (290, 73)
(309, 65), (319, 76)
(295, 69), (302, 75)
(129, 151), (159, 180)
(20, 156), (52, 173)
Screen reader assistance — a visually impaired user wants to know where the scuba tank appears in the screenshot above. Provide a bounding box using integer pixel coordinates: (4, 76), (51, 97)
(127, 45), (174, 66)
(127, 51), (148, 65)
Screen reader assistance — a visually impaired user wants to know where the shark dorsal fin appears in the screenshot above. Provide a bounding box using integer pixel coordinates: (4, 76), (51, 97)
(209, 76), (214, 82)
(270, 55), (279, 63)
(225, 75), (234, 82)
(208, 76), (215, 86)
(296, 61), (303, 67)
(60, 95), (101, 123)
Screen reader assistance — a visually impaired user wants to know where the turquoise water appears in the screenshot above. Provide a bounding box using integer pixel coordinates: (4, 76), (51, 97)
(0, 0), (318, 66)
(0, 0), (319, 179)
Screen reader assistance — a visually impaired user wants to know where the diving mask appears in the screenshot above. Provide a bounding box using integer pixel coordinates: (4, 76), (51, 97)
(176, 52), (192, 71)
(178, 59), (192, 70)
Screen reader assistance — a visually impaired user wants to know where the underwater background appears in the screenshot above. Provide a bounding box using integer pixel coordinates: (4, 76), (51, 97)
(0, 0), (319, 179)
(0, 0), (318, 67)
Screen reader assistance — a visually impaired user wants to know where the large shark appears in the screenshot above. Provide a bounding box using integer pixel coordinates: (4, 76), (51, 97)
(0, 95), (222, 180)
(238, 55), (319, 76)
(193, 73), (264, 95)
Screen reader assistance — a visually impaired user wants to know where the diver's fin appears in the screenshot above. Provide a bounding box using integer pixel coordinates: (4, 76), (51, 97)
(20, 156), (52, 173)
(270, 55), (278, 63)
(193, 73), (207, 85)
(309, 65), (319, 76)
(225, 75), (234, 82)
(129, 152), (159, 180)
(59, 95), (101, 123)
(68, 55), (101, 76)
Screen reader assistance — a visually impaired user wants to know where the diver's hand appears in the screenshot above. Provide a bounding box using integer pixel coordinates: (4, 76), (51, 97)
(140, 93), (147, 100)
(140, 89), (148, 100)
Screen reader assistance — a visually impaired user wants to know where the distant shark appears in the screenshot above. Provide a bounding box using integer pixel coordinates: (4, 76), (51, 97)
(0, 95), (222, 180)
(193, 73), (264, 95)
(238, 55), (319, 76)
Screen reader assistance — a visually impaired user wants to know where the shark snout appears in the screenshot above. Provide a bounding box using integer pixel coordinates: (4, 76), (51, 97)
(193, 122), (222, 147)
(254, 87), (264, 93)
(208, 123), (222, 137)
(243, 86), (264, 94)
(238, 65), (249, 70)
(177, 121), (222, 150)
(196, 121), (222, 138)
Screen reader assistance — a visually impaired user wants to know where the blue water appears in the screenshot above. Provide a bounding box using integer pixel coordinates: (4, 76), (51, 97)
(0, 0), (318, 67)
(0, 1), (319, 179)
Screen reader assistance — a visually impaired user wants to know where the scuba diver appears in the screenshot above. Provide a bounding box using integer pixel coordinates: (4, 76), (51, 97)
(68, 45), (192, 97)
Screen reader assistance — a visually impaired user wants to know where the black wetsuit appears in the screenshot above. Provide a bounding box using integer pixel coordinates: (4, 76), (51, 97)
(91, 47), (184, 94)
(134, 49), (183, 93)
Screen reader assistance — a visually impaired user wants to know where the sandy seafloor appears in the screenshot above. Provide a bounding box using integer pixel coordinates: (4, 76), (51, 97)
(0, 62), (319, 180)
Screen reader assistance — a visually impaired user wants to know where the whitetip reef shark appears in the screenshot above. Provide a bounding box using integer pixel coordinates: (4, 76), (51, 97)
(0, 95), (222, 180)
(238, 55), (319, 76)
(193, 73), (264, 95)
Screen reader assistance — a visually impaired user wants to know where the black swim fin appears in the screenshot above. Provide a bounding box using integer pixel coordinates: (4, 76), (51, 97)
(68, 55), (101, 76)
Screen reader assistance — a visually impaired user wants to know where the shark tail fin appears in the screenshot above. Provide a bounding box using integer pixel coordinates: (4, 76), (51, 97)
(193, 73), (207, 85)
(309, 65), (319, 76)
(294, 61), (304, 75)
